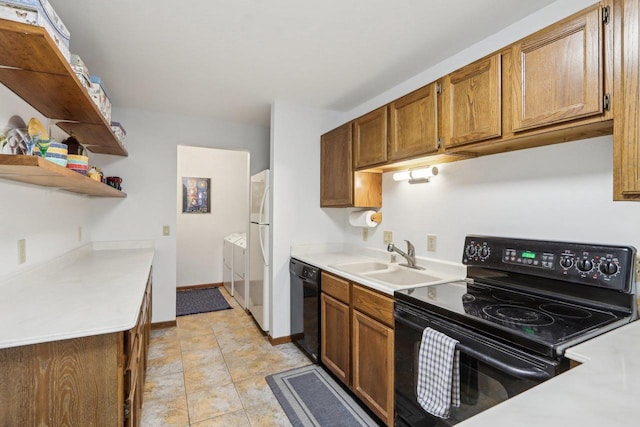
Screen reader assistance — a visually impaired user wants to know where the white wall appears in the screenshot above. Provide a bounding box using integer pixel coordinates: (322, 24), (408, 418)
(344, 136), (640, 261)
(0, 86), (267, 324)
(89, 107), (269, 323)
(176, 146), (249, 287)
(269, 101), (345, 337)
(0, 84), (91, 280)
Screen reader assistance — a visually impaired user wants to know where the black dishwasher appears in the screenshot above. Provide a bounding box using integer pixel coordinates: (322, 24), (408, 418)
(290, 258), (321, 362)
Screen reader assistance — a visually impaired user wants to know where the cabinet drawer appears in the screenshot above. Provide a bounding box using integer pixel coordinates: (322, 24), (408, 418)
(352, 284), (394, 327)
(322, 272), (350, 303)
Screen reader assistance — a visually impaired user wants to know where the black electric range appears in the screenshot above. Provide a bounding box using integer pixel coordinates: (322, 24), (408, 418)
(395, 235), (637, 358)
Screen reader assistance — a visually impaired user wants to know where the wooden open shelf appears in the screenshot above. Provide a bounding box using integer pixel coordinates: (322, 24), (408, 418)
(0, 18), (127, 156)
(0, 155), (126, 197)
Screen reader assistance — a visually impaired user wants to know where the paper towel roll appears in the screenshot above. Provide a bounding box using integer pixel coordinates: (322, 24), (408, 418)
(349, 210), (381, 228)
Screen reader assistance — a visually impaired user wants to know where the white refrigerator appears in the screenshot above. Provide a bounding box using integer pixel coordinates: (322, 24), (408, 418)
(249, 169), (270, 331)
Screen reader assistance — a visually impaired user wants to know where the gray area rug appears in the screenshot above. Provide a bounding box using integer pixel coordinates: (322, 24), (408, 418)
(176, 287), (232, 316)
(266, 365), (380, 427)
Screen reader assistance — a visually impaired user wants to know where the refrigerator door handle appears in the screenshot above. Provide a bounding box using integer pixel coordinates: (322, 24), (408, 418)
(259, 224), (267, 265)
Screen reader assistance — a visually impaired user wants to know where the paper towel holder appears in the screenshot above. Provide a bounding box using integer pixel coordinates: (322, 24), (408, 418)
(370, 212), (382, 223)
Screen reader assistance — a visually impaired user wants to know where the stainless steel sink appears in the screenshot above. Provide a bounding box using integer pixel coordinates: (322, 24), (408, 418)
(363, 268), (441, 286)
(331, 260), (443, 288)
(331, 261), (391, 274)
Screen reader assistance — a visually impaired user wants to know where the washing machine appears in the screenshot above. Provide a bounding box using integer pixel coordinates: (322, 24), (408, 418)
(233, 234), (248, 309)
(222, 233), (243, 296)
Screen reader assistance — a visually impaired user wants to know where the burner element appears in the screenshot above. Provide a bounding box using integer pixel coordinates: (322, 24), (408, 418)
(540, 303), (593, 319)
(482, 304), (555, 326)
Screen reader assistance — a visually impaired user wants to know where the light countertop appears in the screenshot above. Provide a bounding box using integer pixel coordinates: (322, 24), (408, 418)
(290, 243), (467, 295)
(291, 243), (640, 427)
(0, 241), (154, 349)
(458, 319), (640, 427)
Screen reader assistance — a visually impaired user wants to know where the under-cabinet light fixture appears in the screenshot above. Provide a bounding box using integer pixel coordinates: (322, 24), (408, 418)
(393, 166), (439, 184)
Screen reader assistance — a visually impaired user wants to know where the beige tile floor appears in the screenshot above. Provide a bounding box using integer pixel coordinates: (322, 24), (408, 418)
(141, 288), (311, 426)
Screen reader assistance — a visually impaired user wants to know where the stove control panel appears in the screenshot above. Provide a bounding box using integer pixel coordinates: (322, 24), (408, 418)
(462, 235), (636, 292)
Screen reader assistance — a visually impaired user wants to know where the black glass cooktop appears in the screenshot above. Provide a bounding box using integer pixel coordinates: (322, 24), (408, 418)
(395, 280), (627, 357)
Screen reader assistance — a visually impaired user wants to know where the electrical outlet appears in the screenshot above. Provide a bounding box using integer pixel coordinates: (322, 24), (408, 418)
(78, 226), (82, 242)
(427, 234), (437, 252)
(362, 228), (369, 241)
(162, 225), (171, 236)
(17, 239), (26, 264)
(383, 230), (393, 244)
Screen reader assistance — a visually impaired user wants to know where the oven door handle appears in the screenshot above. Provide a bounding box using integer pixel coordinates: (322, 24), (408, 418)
(394, 311), (553, 382)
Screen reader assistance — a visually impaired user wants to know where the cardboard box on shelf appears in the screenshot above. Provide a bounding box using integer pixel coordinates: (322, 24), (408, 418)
(0, 0), (71, 61)
(110, 121), (126, 143)
(89, 75), (111, 123)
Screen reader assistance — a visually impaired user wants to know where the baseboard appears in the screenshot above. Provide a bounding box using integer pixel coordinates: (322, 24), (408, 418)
(177, 282), (222, 291)
(152, 320), (177, 329)
(269, 334), (293, 346)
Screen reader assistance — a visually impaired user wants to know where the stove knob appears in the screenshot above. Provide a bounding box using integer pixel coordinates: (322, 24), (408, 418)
(560, 257), (574, 269)
(479, 247), (490, 259)
(465, 245), (477, 257)
(576, 258), (593, 272)
(599, 261), (619, 276)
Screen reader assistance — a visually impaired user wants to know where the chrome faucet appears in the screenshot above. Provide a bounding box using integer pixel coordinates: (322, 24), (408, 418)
(387, 240), (424, 270)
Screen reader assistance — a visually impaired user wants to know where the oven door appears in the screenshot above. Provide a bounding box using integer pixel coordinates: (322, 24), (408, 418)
(394, 303), (567, 426)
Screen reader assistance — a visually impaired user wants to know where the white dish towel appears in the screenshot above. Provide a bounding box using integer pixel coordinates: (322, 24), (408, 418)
(417, 327), (461, 418)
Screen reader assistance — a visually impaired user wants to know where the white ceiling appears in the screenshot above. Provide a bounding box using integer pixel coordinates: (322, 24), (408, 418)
(50, 0), (557, 128)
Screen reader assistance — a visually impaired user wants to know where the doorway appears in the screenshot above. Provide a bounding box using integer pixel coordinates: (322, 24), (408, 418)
(176, 145), (250, 289)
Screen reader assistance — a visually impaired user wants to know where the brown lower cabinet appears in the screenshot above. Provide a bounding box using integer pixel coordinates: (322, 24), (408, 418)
(0, 272), (152, 427)
(320, 271), (395, 426)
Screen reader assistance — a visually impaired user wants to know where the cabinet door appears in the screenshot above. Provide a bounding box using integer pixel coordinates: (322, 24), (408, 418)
(321, 123), (353, 207)
(614, 0), (640, 199)
(321, 293), (350, 384)
(354, 106), (388, 169)
(388, 83), (439, 161)
(352, 310), (394, 426)
(511, 4), (603, 131)
(442, 54), (502, 147)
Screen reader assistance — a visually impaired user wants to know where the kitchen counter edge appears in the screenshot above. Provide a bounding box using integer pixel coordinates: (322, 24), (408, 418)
(0, 241), (154, 349)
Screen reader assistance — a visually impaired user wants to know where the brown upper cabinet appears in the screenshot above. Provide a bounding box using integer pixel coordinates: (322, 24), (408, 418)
(388, 82), (439, 161)
(321, 123), (382, 208)
(354, 106), (388, 169)
(441, 54), (502, 147)
(511, 4), (604, 131)
(322, 0), (640, 202)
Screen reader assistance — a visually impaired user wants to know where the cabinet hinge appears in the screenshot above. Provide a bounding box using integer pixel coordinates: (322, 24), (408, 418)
(603, 93), (611, 111)
(602, 6), (610, 24)
(437, 137), (442, 149)
(124, 402), (130, 420)
(436, 83), (442, 94)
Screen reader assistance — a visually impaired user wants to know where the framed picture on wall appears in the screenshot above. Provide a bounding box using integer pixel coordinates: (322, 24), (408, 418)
(182, 177), (211, 213)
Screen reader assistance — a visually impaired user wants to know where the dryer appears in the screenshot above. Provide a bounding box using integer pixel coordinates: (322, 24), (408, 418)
(233, 234), (248, 309)
(222, 233), (242, 296)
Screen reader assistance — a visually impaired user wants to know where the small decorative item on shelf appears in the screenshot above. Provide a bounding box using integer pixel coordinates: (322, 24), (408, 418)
(34, 140), (67, 167)
(106, 176), (122, 190)
(67, 154), (88, 174)
(62, 135), (84, 155)
(87, 165), (103, 182)
(1, 115), (29, 154)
